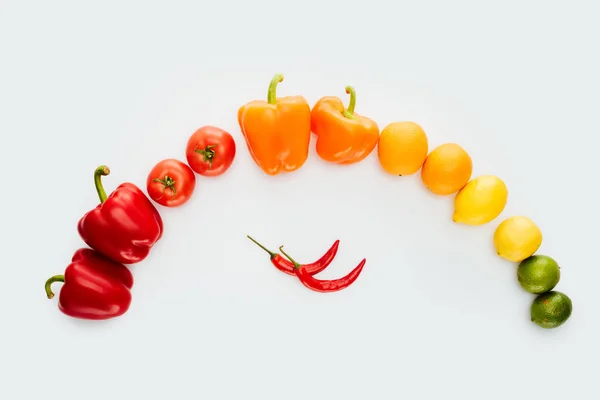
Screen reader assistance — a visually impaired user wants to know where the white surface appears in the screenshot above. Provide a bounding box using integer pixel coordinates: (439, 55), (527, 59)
(1, 1), (599, 399)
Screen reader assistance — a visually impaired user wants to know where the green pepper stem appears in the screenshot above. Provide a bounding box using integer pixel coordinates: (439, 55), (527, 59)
(45, 275), (65, 299)
(342, 86), (357, 119)
(93, 165), (110, 203)
(279, 246), (301, 270)
(247, 235), (276, 259)
(267, 73), (284, 104)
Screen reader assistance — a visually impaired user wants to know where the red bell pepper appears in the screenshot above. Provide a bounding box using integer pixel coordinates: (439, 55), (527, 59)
(45, 248), (134, 320)
(77, 165), (164, 264)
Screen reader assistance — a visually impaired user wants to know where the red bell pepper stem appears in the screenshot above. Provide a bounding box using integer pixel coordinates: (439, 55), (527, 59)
(342, 86), (357, 119)
(267, 73), (284, 105)
(45, 275), (65, 299)
(279, 246), (366, 293)
(246, 235), (339, 276)
(94, 165), (110, 203)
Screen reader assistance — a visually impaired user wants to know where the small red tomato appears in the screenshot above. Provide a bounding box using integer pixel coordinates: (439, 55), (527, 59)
(185, 125), (236, 177)
(146, 159), (196, 207)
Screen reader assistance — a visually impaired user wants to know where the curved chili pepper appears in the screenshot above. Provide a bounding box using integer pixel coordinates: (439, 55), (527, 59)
(279, 246), (366, 293)
(247, 235), (339, 276)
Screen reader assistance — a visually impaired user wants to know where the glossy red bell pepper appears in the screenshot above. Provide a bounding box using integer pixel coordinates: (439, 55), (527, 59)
(78, 165), (164, 264)
(45, 248), (134, 320)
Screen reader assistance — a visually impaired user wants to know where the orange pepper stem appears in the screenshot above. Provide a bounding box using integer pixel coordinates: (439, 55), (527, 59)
(342, 86), (357, 119)
(267, 73), (284, 104)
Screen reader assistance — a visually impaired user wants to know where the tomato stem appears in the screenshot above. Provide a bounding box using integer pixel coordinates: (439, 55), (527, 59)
(195, 145), (217, 168)
(267, 73), (284, 105)
(153, 175), (177, 197)
(45, 275), (64, 299)
(279, 246), (302, 270)
(94, 165), (110, 203)
(342, 86), (357, 119)
(247, 235), (276, 259)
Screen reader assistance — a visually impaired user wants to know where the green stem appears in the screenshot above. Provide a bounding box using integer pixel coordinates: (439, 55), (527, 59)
(247, 235), (276, 259)
(94, 165), (110, 203)
(195, 145), (217, 167)
(153, 175), (177, 197)
(267, 73), (284, 104)
(45, 275), (64, 299)
(279, 246), (301, 270)
(341, 86), (357, 119)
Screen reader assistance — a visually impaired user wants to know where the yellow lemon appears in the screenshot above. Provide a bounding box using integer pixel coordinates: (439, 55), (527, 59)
(452, 175), (508, 225)
(494, 216), (543, 262)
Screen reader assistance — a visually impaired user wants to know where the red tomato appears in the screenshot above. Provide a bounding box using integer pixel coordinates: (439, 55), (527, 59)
(146, 159), (196, 207)
(185, 125), (236, 176)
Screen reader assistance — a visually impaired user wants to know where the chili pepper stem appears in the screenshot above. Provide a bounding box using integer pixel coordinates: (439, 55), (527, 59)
(94, 165), (110, 203)
(45, 275), (65, 299)
(342, 86), (357, 119)
(247, 235), (277, 259)
(267, 73), (284, 105)
(279, 246), (302, 270)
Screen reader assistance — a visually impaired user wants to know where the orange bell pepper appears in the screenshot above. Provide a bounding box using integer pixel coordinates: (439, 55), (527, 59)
(237, 73), (311, 176)
(311, 86), (380, 164)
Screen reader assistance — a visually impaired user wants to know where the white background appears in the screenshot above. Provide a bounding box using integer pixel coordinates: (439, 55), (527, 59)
(1, 0), (598, 399)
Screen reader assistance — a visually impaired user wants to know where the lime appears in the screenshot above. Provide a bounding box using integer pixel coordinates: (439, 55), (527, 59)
(517, 255), (560, 294)
(493, 216), (542, 262)
(530, 291), (572, 329)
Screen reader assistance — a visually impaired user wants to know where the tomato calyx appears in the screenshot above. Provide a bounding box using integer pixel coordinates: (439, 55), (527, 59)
(194, 145), (217, 168)
(152, 175), (177, 198)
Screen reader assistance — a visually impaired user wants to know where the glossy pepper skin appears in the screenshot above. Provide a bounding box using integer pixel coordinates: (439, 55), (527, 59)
(280, 246), (366, 293)
(311, 86), (380, 164)
(246, 235), (340, 276)
(238, 73), (312, 175)
(45, 248), (134, 320)
(78, 165), (164, 264)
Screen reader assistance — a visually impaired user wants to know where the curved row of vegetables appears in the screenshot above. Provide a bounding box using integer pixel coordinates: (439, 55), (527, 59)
(45, 73), (572, 330)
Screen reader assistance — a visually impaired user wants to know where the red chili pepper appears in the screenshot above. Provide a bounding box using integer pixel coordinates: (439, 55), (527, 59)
(77, 165), (164, 264)
(247, 235), (339, 276)
(45, 248), (134, 320)
(279, 246), (366, 293)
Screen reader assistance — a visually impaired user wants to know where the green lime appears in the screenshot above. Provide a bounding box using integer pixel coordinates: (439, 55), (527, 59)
(530, 291), (572, 329)
(517, 255), (560, 294)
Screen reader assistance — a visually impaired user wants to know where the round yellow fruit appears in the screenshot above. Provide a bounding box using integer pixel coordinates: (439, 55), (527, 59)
(452, 175), (508, 226)
(494, 216), (542, 262)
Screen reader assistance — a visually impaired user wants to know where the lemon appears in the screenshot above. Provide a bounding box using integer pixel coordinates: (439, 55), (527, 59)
(530, 291), (572, 329)
(517, 255), (560, 294)
(452, 175), (508, 226)
(493, 216), (542, 262)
